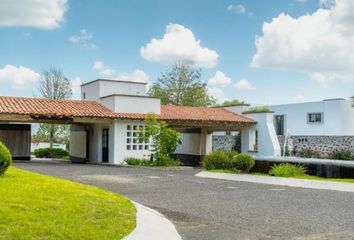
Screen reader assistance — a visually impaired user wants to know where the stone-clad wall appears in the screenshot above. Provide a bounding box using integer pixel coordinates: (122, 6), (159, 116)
(278, 135), (354, 156)
(212, 135), (241, 152)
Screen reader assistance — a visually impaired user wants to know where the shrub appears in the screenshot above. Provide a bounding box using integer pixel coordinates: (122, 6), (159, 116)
(269, 163), (306, 177)
(34, 148), (69, 159)
(297, 149), (321, 159)
(203, 151), (231, 170)
(0, 142), (12, 176)
(232, 154), (255, 173)
(329, 150), (354, 161)
(154, 155), (180, 166)
(124, 157), (142, 165)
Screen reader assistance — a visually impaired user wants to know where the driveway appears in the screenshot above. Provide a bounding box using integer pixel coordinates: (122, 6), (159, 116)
(15, 161), (354, 240)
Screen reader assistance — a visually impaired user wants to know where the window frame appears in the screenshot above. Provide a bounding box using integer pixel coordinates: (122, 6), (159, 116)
(307, 112), (324, 124)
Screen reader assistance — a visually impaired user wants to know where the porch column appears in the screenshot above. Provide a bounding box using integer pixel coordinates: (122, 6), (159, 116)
(200, 128), (213, 156)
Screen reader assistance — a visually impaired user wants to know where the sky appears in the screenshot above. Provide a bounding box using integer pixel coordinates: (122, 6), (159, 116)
(0, 0), (353, 105)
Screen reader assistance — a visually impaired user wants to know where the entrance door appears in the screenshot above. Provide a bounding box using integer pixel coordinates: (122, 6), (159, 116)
(102, 128), (109, 163)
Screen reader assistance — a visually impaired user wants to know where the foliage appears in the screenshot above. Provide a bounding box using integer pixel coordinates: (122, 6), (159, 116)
(148, 63), (216, 106)
(33, 124), (70, 147)
(0, 142), (12, 176)
(232, 154), (255, 173)
(296, 149), (322, 159)
(140, 113), (181, 160)
(216, 99), (246, 107)
(33, 148), (69, 159)
(124, 156), (180, 167)
(329, 150), (354, 161)
(202, 150), (237, 170)
(124, 157), (143, 166)
(269, 163), (307, 177)
(243, 106), (271, 114)
(0, 167), (135, 239)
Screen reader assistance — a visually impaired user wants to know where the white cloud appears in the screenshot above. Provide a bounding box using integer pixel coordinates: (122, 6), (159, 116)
(92, 61), (114, 76)
(140, 23), (218, 68)
(233, 79), (256, 90)
(69, 29), (96, 49)
(227, 4), (246, 14)
(208, 71), (231, 87)
(251, 0), (354, 87)
(0, 0), (68, 29)
(295, 94), (306, 101)
(92, 61), (149, 83)
(0, 64), (40, 88)
(207, 86), (227, 103)
(320, 0), (336, 8)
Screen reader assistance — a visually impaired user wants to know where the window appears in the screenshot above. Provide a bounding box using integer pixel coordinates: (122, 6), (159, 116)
(83, 92), (86, 99)
(274, 115), (285, 135)
(308, 113), (323, 123)
(126, 124), (149, 151)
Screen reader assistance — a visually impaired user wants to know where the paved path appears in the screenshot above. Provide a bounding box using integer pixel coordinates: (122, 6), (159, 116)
(197, 171), (354, 192)
(15, 161), (354, 240)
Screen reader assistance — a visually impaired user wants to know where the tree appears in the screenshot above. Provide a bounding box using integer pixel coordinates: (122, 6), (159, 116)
(139, 114), (181, 160)
(217, 99), (246, 107)
(149, 63), (216, 106)
(37, 67), (73, 147)
(32, 124), (70, 148)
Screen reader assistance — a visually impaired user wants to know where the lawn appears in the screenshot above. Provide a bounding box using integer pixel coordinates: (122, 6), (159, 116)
(0, 167), (136, 240)
(208, 169), (354, 183)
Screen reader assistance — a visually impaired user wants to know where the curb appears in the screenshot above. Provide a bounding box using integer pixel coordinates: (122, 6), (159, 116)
(196, 171), (354, 193)
(124, 202), (182, 240)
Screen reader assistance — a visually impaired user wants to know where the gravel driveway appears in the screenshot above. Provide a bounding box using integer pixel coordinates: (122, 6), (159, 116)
(15, 160), (354, 240)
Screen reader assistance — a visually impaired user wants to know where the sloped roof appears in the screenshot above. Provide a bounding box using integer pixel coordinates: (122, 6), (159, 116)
(0, 96), (116, 119)
(0, 96), (256, 124)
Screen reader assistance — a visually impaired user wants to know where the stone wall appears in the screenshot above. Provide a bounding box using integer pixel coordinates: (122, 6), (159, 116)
(212, 135), (241, 152)
(278, 135), (354, 157)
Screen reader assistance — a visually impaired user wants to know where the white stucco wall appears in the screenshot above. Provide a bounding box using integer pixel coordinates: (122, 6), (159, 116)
(241, 113), (281, 157)
(100, 95), (161, 114)
(176, 133), (201, 155)
(31, 142), (66, 152)
(81, 79), (148, 102)
(269, 99), (354, 136)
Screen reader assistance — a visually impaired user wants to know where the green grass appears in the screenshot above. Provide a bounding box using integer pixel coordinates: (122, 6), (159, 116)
(207, 169), (354, 183)
(0, 167), (136, 240)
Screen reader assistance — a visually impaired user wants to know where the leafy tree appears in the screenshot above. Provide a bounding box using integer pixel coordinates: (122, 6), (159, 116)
(218, 99), (246, 107)
(149, 63), (215, 106)
(33, 124), (70, 147)
(139, 114), (181, 160)
(36, 67), (72, 147)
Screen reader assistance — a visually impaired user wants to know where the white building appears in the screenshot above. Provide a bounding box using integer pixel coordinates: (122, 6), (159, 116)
(0, 79), (282, 165)
(269, 99), (354, 136)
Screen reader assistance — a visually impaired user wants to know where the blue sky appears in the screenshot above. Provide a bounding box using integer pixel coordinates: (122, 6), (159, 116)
(0, 0), (353, 104)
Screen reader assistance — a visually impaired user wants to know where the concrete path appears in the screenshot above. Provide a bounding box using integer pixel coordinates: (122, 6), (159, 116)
(124, 202), (182, 240)
(196, 171), (354, 192)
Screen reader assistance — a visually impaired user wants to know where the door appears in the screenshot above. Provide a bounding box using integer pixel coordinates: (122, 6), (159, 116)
(102, 128), (109, 163)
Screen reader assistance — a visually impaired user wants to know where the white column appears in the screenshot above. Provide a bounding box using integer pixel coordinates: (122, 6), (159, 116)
(200, 128), (213, 155)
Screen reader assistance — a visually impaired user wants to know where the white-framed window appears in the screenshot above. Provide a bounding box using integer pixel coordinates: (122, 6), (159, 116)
(126, 124), (149, 151)
(274, 115), (285, 136)
(307, 113), (323, 123)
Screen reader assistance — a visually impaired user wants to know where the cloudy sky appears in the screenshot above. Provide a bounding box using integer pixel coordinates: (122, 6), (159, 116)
(0, 0), (353, 104)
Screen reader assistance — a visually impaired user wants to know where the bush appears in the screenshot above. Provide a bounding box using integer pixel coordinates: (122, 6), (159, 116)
(232, 154), (255, 173)
(203, 151), (231, 170)
(329, 150), (354, 161)
(0, 142), (12, 176)
(124, 157), (142, 166)
(34, 148), (69, 159)
(269, 163), (306, 177)
(297, 149), (321, 159)
(154, 154), (180, 166)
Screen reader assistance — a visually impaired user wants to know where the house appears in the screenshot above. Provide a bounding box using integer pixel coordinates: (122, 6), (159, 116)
(269, 98), (354, 156)
(0, 79), (282, 165)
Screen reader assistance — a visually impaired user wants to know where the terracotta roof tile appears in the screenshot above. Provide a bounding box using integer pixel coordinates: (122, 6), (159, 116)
(0, 96), (116, 119)
(0, 96), (256, 124)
